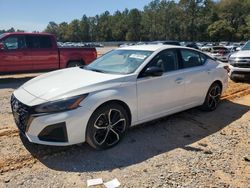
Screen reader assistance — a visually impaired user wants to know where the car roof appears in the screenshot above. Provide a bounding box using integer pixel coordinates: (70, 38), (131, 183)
(119, 44), (184, 52)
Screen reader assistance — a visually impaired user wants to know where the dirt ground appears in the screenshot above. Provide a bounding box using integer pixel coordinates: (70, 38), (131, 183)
(0, 49), (249, 187)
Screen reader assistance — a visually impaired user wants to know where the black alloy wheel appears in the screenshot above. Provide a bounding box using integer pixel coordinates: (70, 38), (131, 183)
(201, 83), (222, 111)
(86, 104), (129, 150)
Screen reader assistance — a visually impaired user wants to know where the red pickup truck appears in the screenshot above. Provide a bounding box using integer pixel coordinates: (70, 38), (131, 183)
(0, 32), (97, 73)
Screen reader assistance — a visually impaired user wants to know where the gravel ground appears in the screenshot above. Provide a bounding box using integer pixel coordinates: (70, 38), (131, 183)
(0, 48), (249, 187)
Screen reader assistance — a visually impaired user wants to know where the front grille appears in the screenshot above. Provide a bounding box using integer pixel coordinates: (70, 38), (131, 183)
(231, 63), (250, 68)
(229, 58), (250, 68)
(10, 95), (30, 133)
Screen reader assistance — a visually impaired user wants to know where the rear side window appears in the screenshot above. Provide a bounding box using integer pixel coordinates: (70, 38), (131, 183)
(39, 36), (52, 48)
(180, 49), (206, 68)
(147, 49), (179, 72)
(26, 35), (52, 49)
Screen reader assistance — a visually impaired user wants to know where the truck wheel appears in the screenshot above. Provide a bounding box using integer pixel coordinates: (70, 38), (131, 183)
(67, 61), (83, 68)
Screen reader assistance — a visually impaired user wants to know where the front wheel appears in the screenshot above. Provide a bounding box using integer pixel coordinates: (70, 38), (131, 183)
(86, 104), (129, 150)
(201, 83), (222, 111)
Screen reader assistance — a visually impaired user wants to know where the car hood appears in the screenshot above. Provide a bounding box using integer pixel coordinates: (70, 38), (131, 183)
(19, 67), (127, 101)
(230, 50), (250, 58)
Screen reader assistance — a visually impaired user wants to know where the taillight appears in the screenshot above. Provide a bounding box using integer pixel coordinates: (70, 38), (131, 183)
(223, 65), (230, 73)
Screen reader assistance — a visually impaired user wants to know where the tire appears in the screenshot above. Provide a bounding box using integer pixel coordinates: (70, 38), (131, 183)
(67, 61), (83, 68)
(200, 82), (222, 111)
(86, 103), (129, 150)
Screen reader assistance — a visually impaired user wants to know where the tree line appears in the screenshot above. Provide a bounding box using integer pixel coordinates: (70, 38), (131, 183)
(0, 28), (24, 34)
(2, 0), (250, 42)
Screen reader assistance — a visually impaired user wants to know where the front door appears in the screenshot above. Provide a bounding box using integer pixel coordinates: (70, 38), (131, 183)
(137, 49), (186, 121)
(0, 35), (32, 73)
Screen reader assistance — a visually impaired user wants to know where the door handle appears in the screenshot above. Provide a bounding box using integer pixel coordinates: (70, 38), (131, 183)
(175, 77), (184, 84)
(206, 69), (211, 74)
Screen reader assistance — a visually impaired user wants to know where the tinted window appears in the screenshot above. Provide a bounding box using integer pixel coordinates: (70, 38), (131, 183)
(2, 36), (26, 50)
(39, 36), (52, 48)
(180, 49), (205, 68)
(26, 35), (52, 49)
(147, 50), (178, 72)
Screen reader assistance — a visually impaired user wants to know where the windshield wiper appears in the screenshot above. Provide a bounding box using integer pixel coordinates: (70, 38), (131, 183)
(83, 66), (105, 73)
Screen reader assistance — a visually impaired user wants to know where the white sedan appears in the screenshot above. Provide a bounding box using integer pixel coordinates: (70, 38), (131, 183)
(11, 45), (228, 149)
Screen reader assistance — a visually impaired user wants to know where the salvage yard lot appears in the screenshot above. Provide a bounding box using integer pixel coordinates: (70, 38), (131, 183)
(0, 48), (249, 187)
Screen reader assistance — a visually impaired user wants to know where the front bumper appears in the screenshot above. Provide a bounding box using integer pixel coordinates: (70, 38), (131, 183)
(229, 65), (250, 81)
(11, 94), (92, 146)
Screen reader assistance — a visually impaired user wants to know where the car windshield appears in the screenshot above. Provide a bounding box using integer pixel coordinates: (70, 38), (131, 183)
(241, 41), (250, 50)
(85, 49), (153, 74)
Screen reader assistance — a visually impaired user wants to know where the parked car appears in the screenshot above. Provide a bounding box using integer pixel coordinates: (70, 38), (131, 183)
(0, 32), (97, 73)
(219, 41), (229, 46)
(11, 45), (228, 149)
(224, 45), (238, 52)
(200, 45), (212, 52)
(93, 43), (104, 47)
(228, 40), (250, 82)
(206, 46), (231, 62)
(119, 43), (135, 47)
(185, 42), (199, 49)
(149, 40), (181, 46)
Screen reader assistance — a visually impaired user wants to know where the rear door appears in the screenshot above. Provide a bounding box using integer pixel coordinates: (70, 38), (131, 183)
(0, 35), (31, 72)
(178, 49), (212, 105)
(25, 35), (59, 71)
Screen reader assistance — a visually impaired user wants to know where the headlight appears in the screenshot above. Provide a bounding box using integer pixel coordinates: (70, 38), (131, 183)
(229, 56), (235, 61)
(33, 94), (88, 114)
(228, 56), (236, 64)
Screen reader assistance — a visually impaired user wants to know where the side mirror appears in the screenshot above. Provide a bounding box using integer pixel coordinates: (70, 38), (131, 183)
(0, 43), (4, 50)
(144, 66), (163, 77)
(236, 47), (241, 51)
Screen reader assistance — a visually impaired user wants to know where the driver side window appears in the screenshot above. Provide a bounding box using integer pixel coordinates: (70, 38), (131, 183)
(2, 36), (26, 50)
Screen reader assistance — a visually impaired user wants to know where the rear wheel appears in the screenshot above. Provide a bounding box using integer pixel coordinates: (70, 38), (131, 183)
(201, 83), (222, 111)
(86, 103), (129, 150)
(67, 61), (83, 68)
